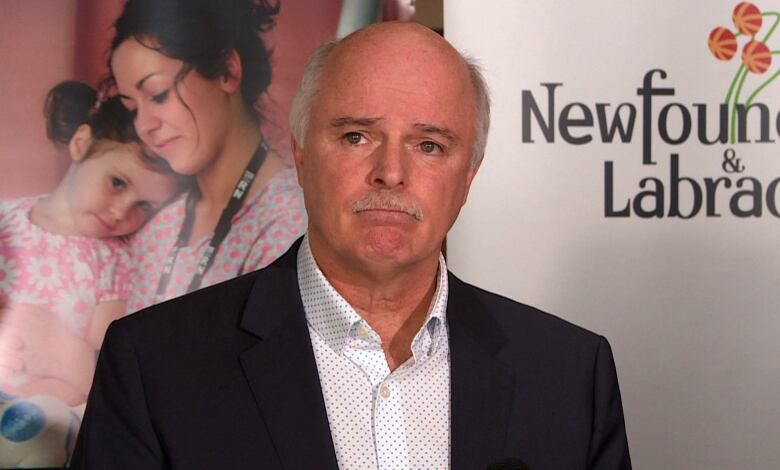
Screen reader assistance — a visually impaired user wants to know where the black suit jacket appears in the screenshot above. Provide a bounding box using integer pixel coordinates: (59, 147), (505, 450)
(72, 241), (631, 469)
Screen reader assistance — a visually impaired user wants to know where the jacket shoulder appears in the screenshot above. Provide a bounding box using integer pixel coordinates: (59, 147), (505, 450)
(449, 273), (603, 348)
(112, 239), (302, 344)
(109, 270), (260, 350)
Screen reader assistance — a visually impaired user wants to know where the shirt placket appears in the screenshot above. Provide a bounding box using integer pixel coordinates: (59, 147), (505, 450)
(343, 321), (411, 469)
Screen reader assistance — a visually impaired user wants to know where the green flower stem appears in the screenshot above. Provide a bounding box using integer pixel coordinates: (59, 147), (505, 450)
(761, 12), (780, 42)
(724, 28), (744, 105)
(743, 10), (780, 109)
(746, 69), (780, 106)
(730, 66), (750, 144)
(725, 64), (745, 143)
(722, 13), (780, 143)
(725, 63), (745, 105)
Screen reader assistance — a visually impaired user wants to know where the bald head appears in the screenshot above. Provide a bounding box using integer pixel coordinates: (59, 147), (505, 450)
(290, 22), (490, 166)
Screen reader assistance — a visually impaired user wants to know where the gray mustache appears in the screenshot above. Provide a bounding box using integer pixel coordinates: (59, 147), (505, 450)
(352, 192), (423, 221)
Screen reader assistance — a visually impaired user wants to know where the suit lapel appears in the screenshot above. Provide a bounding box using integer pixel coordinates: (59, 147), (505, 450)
(238, 241), (339, 470)
(448, 273), (516, 470)
(234, 246), (515, 469)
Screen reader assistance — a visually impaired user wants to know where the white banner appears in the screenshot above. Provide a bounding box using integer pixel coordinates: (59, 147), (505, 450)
(446, 1), (780, 468)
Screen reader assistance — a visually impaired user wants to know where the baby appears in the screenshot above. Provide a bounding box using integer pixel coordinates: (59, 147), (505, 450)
(0, 81), (182, 466)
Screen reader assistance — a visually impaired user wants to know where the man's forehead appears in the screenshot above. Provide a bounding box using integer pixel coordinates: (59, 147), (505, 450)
(323, 23), (469, 84)
(326, 23), (466, 75)
(335, 21), (457, 57)
(316, 34), (472, 115)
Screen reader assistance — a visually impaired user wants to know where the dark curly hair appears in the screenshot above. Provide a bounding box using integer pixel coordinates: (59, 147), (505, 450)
(44, 80), (176, 175)
(45, 81), (138, 147)
(109, 0), (279, 123)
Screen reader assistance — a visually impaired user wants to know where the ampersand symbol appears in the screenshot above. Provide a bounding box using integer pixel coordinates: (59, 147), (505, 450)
(722, 148), (745, 173)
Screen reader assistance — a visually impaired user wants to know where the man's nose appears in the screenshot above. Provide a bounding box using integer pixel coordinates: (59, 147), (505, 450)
(369, 140), (408, 189)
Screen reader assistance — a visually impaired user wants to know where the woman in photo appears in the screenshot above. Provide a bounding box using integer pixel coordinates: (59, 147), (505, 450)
(108, 0), (307, 312)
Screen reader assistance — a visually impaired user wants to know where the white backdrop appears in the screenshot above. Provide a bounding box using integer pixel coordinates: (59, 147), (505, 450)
(445, 1), (780, 468)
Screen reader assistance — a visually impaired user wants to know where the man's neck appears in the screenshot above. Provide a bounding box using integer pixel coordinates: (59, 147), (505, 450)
(308, 237), (441, 370)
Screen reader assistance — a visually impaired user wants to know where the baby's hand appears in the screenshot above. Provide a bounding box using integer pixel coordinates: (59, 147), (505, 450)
(0, 303), (95, 394)
(0, 303), (65, 378)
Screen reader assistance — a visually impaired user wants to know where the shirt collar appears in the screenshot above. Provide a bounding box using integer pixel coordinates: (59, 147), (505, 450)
(297, 233), (449, 356)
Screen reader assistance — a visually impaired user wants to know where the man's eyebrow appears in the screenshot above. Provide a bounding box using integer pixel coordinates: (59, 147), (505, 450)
(330, 116), (384, 127)
(413, 123), (458, 143)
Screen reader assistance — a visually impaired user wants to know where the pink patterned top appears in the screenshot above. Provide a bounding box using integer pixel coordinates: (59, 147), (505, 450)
(127, 167), (306, 313)
(0, 197), (132, 339)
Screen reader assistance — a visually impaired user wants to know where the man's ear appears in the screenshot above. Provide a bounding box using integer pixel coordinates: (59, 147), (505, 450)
(292, 136), (306, 177)
(68, 124), (93, 162)
(221, 50), (243, 93)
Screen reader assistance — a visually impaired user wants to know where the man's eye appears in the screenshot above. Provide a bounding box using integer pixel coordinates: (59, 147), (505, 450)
(111, 177), (126, 190)
(420, 141), (443, 154)
(151, 90), (169, 104)
(344, 132), (365, 145)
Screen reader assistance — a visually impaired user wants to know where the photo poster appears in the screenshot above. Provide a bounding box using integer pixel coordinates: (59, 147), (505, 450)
(0, 0), (345, 466)
(445, 0), (780, 469)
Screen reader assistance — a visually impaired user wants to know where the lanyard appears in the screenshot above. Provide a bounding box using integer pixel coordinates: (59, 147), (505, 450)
(154, 140), (269, 303)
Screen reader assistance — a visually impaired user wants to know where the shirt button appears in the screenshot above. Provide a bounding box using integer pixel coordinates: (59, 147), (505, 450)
(379, 385), (391, 399)
(356, 323), (370, 339)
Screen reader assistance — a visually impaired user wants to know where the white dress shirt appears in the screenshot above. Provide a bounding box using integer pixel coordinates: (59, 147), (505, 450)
(298, 235), (451, 470)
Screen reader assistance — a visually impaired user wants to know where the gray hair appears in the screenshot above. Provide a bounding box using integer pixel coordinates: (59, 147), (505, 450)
(289, 39), (491, 167)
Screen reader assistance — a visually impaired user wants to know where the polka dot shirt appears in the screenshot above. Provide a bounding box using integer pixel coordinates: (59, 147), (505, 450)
(298, 235), (451, 470)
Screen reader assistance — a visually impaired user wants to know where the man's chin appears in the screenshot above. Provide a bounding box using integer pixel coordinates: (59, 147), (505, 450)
(362, 226), (411, 255)
(352, 228), (428, 273)
(310, 226), (427, 275)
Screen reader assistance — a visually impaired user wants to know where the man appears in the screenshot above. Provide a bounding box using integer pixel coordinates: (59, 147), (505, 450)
(72, 22), (631, 469)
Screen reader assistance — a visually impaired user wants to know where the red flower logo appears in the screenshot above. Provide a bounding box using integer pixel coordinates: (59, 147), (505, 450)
(742, 40), (772, 73)
(707, 3), (779, 143)
(733, 2), (763, 35)
(709, 27), (738, 60)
